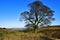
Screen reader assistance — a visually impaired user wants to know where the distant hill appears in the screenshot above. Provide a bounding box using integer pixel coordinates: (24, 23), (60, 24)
(7, 28), (26, 30)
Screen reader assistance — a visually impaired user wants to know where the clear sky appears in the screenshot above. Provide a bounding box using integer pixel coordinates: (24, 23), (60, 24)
(0, 0), (60, 28)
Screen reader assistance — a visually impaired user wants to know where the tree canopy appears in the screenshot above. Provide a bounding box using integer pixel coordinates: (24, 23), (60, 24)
(20, 0), (55, 31)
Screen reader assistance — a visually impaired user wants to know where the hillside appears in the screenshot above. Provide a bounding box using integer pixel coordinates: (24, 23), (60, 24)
(39, 25), (60, 39)
(0, 26), (60, 40)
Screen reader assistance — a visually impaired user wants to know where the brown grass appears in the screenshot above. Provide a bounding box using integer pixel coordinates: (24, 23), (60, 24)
(0, 26), (60, 40)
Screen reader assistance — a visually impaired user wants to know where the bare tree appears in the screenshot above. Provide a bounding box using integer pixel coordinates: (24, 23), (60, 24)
(20, 0), (55, 32)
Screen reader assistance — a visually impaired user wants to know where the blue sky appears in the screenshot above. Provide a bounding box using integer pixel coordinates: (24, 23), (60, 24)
(0, 0), (60, 28)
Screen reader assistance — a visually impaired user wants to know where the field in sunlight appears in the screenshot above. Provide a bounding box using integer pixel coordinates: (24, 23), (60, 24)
(0, 26), (60, 40)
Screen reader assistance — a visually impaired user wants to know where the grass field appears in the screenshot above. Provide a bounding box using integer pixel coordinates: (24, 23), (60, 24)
(0, 26), (60, 40)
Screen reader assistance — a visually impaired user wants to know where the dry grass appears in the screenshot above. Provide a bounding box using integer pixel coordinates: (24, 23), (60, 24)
(0, 27), (60, 40)
(0, 29), (42, 40)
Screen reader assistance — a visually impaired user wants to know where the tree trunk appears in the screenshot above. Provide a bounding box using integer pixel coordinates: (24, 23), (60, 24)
(33, 25), (38, 33)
